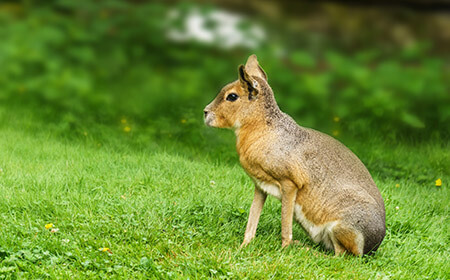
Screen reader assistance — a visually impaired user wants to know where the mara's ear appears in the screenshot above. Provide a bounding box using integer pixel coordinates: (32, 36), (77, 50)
(245, 54), (267, 81)
(238, 64), (258, 98)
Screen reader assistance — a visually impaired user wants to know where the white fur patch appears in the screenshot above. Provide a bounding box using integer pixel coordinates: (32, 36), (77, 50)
(204, 112), (216, 127)
(294, 205), (337, 250)
(233, 120), (241, 130)
(256, 181), (281, 200)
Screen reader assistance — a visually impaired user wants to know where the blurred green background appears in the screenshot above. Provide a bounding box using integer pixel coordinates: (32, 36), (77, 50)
(1, 0), (449, 144)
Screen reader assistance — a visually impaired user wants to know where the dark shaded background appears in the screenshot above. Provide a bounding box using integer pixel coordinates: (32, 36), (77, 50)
(1, 0), (449, 143)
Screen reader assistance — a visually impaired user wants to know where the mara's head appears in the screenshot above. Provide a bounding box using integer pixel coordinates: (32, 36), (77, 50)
(204, 54), (271, 129)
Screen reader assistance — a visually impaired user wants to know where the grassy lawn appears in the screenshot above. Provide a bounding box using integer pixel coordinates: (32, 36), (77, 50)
(0, 105), (448, 279)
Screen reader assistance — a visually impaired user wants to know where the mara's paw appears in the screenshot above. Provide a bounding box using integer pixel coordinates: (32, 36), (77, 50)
(282, 239), (303, 248)
(281, 239), (294, 248)
(239, 240), (251, 249)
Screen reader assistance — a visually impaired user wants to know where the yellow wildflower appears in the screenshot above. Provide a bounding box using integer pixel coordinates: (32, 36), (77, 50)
(121, 118), (127, 124)
(435, 178), (442, 187)
(45, 223), (53, 230)
(181, 119), (187, 124)
(124, 126), (131, 133)
(395, 184), (400, 188)
(99, 248), (113, 254)
(333, 116), (340, 123)
(332, 130), (339, 136)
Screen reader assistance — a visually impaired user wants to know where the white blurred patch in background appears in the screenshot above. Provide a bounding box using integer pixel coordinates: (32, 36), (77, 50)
(166, 7), (266, 49)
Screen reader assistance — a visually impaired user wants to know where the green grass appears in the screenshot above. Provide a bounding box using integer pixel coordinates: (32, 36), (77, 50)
(0, 105), (448, 279)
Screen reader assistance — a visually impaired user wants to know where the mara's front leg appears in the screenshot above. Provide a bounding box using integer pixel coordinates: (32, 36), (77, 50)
(240, 186), (267, 248)
(281, 180), (298, 248)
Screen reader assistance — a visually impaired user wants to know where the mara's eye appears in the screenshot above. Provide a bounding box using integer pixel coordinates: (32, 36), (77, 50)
(226, 93), (239, 102)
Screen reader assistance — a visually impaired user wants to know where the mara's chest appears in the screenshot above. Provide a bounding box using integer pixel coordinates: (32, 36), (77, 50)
(239, 151), (278, 185)
(237, 133), (272, 178)
(238, 145), (295, 186)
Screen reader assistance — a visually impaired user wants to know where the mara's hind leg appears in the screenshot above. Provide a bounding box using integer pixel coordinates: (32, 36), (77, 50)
(331, 239), (346, 256)
(330, 224), (364, 256)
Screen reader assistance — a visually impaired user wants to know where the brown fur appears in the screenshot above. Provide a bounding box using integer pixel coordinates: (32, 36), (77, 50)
(332, 224), (361, 256)
(204, 55), (386, 256)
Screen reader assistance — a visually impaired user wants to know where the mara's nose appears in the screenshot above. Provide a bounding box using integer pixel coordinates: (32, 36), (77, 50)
(203, 110), (208, 118)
